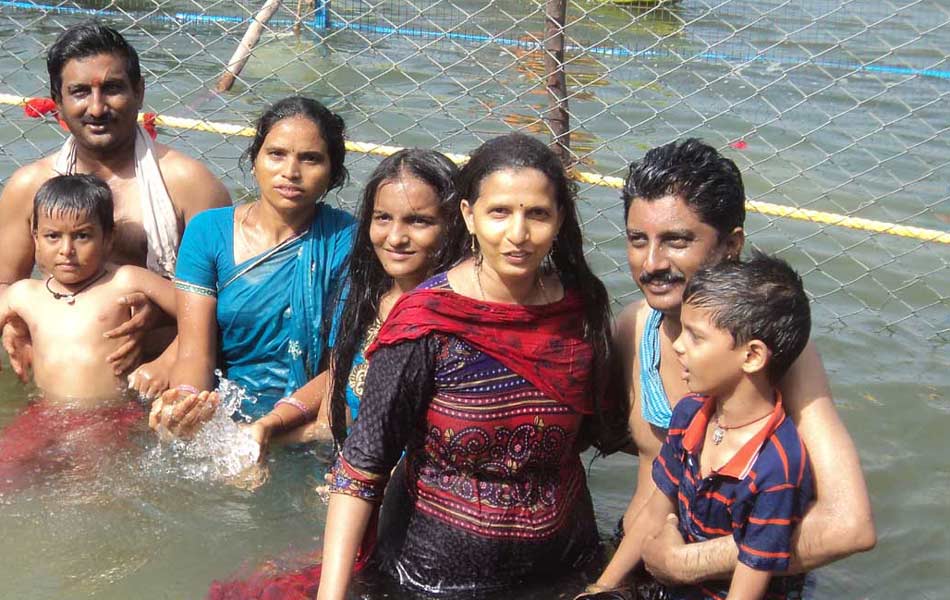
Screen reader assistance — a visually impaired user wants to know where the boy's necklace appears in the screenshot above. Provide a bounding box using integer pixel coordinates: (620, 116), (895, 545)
(45, 270), (108, 305)
(712, 410), (773, 445)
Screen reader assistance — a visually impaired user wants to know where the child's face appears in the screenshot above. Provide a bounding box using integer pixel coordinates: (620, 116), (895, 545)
(672, 302), (747, 396)
(33, 211), (111, 286)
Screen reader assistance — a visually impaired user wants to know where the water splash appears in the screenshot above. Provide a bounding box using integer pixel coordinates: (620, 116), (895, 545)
(142, 373), (261, 482)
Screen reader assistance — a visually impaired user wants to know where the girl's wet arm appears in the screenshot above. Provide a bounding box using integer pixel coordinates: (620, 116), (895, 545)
(317, 493), (376, 600)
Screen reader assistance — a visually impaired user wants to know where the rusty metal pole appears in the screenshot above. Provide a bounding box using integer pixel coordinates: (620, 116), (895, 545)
(544, 0), (570, 164)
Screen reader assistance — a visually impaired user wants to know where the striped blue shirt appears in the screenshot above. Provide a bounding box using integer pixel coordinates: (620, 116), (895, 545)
(653, 393), (815, 599)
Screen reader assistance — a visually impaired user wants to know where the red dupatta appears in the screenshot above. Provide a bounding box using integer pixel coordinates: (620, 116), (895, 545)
(366, 286), (596, 415)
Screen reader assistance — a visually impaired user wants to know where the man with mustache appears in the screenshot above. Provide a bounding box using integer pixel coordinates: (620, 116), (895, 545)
(611, 139), (875, 591)
(0, 22), (230, 387)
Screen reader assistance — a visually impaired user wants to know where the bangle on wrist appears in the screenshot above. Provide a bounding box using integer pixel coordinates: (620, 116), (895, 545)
(176, 384), (200, 396)
(275, 396), (312, 417)
(269, 411), (286, 429)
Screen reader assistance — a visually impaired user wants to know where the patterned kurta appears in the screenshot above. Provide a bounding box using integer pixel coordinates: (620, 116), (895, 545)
(331, 276), (599, 596)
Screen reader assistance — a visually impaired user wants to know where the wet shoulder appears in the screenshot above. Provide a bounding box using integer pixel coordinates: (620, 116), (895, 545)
(315, 202), (356, 228)
(154, 142), (211, 183)
(186, 205), (235, 231)
(1, 157), (57, 206)
(313, 203), (357, 249)
(6, 278), (42, 309)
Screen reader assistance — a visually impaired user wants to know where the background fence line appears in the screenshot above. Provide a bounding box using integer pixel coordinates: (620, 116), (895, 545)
(2, 90), (946, 245)
(0, 0), (946, 341)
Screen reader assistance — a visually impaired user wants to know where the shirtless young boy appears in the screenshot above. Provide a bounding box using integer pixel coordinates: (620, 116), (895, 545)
(0, 174), (175, 402)
(0, 22), (230, 389)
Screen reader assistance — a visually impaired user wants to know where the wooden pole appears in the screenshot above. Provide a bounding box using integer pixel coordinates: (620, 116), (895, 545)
(294, 0), (305, 37)
(216, 0), (284, 93)
(543, 0), (570, 164)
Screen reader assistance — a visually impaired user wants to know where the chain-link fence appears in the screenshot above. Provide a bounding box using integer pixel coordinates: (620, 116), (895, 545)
(0, 0), (947, 342)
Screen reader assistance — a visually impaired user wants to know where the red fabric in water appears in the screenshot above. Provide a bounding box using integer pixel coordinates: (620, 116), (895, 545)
(206, 508), (378, 600)
(0, 400), (145, 492)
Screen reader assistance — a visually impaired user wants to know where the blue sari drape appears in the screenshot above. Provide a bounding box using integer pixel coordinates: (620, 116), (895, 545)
(175, 204), (355, 418)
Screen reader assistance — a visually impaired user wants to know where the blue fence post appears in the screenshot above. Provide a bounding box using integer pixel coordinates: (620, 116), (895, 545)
(313, 0), (330, 29)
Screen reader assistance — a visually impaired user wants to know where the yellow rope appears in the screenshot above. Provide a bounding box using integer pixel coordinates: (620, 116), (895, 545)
(2, 93), (947, 245)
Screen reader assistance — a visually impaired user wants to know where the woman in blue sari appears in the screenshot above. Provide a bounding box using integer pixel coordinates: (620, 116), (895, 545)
(150, 97), (354, 432)
(246, 148), (461, 452)
(204, 148), (460, 600)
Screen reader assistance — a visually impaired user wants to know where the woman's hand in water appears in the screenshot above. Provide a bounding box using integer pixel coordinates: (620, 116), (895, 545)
(246, 416), (279, 460)
(1, 316), (32, 383)
(149, 388), (219, 439)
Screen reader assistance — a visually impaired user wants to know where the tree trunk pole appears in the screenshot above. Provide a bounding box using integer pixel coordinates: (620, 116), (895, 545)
(216, 0), (284, 93)
(543, 0), (570, 164)
(294, 0), (305, 37)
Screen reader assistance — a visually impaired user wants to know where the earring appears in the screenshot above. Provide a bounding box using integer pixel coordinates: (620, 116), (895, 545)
(470, 234), (483, 268)
(543, 237), (557, 272)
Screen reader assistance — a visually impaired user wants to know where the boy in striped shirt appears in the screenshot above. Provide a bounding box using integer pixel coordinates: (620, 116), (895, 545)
(586, 253), (815, 600)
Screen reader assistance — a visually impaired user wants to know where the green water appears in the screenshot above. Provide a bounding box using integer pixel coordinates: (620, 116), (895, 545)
(0, 1), (947, 598)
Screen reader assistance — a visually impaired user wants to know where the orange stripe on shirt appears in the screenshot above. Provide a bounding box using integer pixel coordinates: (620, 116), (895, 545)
(748, 516), (793, 526)
(740, 544), (790, 559)
(772, 435), (790, 481)
(700, 490), (735, 506)
(763, 483), (796, 493)
(691, 515), (732, 537)
(657, 454), (680, 486)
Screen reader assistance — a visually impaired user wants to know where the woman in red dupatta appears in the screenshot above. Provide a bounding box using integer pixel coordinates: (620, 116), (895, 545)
(317, 133), (614, 599)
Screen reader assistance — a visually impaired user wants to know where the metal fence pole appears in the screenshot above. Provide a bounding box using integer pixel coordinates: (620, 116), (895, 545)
(544, 0), (570, 164)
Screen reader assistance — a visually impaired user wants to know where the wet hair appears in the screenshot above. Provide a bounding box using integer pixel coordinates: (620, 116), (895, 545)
(240, 96), (348, 195)
(327, 149), (460, 448)
(448, 133), (613, 424)
(47, 21), (142, 102)
(32, 174), (114, 235)
(683, 252), (810, 383)
(622, 138), (745, 239)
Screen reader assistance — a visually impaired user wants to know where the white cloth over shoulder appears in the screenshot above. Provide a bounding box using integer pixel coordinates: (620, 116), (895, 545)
(53, 125), (180, 278)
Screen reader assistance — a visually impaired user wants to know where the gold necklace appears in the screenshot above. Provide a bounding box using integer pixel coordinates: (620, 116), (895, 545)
(474, 261), (547, 304)
(237, 202), (256, 253)
(238, 202), (309, 255)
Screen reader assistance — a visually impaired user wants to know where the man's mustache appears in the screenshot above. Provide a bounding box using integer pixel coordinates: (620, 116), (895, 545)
(639, 269), (685, 286)
(81, 116), (113, 126)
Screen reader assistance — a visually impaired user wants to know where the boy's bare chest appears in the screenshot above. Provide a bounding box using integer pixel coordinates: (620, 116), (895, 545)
(30, 285), (129, 344)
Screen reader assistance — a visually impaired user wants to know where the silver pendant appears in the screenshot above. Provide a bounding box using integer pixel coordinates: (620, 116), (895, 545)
(65, 295), (76, 305)
(712, 426), (724, 445)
